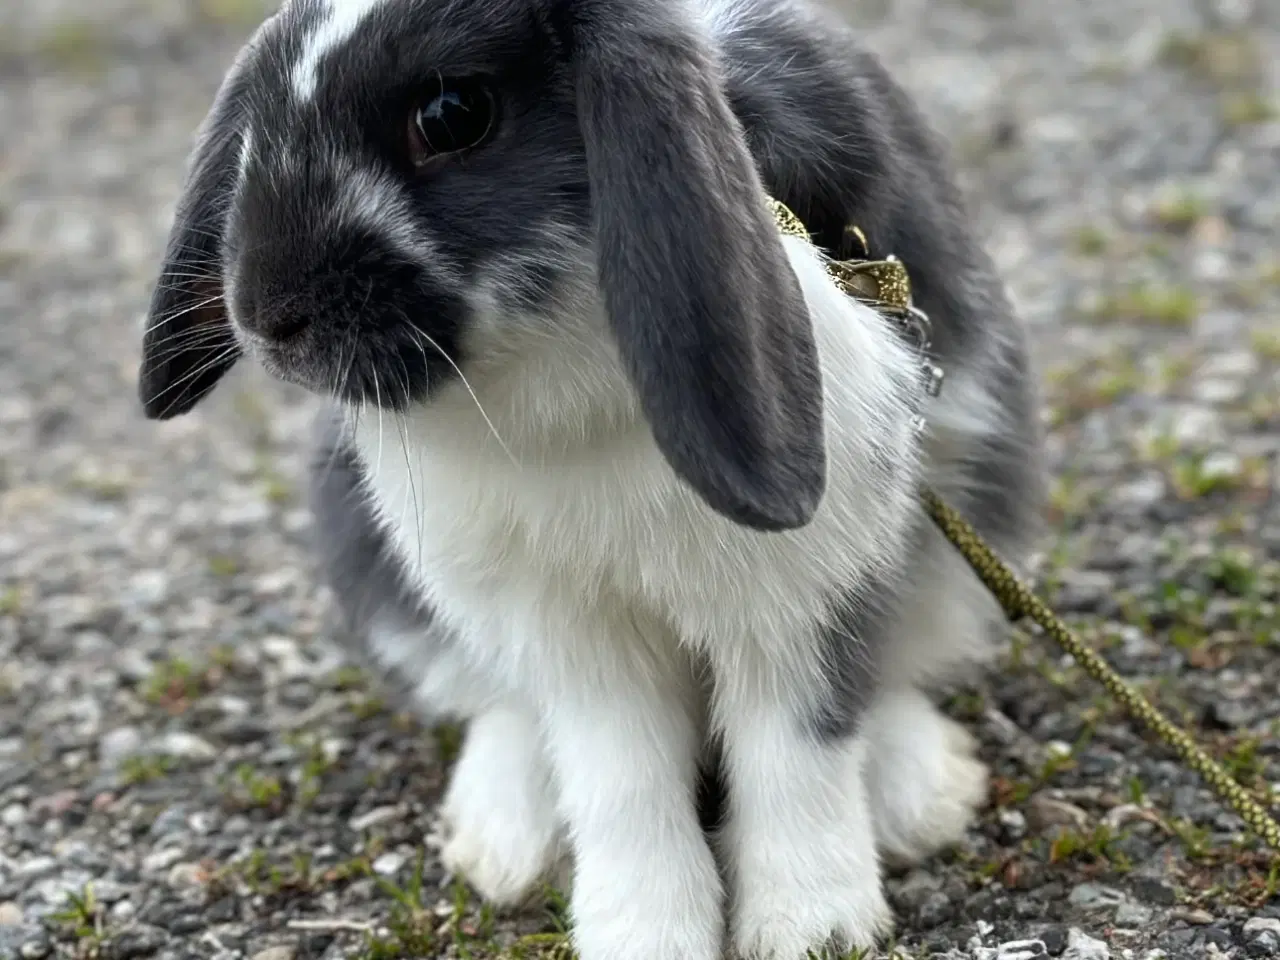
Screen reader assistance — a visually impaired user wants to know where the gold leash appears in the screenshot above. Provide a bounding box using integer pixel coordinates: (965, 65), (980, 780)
(923, 490), (1280, 852)
(768, 198), (1280, 854)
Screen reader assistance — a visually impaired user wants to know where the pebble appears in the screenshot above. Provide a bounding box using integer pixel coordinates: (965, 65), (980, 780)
(895, 869), (943, 910)
(98, 726), (143, 768)
(15, 857), (57, 879)
(1168, 907), (1215, 925)
(1100, 804), (1151, 831)
(1194, 378), (1246, 405)
(1170, 407), (1223, 447)
(1, 804), (26, 827)
(105, 924), (166, 958)
(918, 890), (954, 928)
(1053, 572), (1113, 612)
(1131, 877), (1178, 906)
(997, 940), (1049, 959)
(149, 806), (189, 838)
(213, 695), (251, 717)
(1113, 475), (1166, 508)
(1246, 919), (1280, 937)
(218, 500), (272, 529)
(1209, 0), (1256, 27)
(1062, 928), (1109, 960)
(1206, 698), (1255, 729)
(250, 948), (296, 960)
(150, 731), (216, 761)
(350, 805), (404, 832)
(1040, 928), (1068, 955)
(213, 716), (271, 744)
(997, 808), (1028, 841)
(141, 847), (186, 873)
(110, 900), (136, 922)
(1200, 451), (1243, 483)
(1027, 794), (1089, 834)
(261, 636), (300, 661)
(1115, 902), (1152, 927)
(113, 648), (154, 684)
(0, 902), (22, 925)
(31, 789), (77, 820)
(1067, 884), (1126, 910)
(166, 861), (208, 889)
(89, 881), (128, 905)
(1248, 931), (1280, 957)
(372, 852), (406, 877)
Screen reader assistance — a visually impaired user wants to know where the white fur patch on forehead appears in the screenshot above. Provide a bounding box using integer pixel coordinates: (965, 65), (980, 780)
(236, 126), (254, 187)
(291, 0), (395, 101)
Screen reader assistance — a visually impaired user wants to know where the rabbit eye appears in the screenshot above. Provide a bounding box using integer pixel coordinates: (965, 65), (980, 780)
(407, 77), (497, 170)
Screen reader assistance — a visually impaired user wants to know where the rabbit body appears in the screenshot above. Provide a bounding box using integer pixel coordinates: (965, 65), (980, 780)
(138, 0), (1046, 955)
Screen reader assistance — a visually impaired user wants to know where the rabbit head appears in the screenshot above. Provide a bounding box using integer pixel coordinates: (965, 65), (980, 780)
(137, 0), (828, 532)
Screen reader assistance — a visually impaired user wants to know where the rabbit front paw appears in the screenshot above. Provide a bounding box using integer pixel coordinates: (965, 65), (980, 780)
(438, 707), (562, 906)
(864, 688), (989, 867)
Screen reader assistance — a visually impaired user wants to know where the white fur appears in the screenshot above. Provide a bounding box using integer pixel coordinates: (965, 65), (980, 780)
(862, 687), (989, 866)
(333, 166), (452, 274)
(365, 615), (498, 718)
(236, 127), (254, 187)
(350, 235), (932, 958)
(720, 710), (891, 956)
(291, 0), (394, 100)
(439, 701), (565, 905)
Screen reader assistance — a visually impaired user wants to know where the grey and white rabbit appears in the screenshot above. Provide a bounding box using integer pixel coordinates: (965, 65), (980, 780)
(137, 0), (1046, 955)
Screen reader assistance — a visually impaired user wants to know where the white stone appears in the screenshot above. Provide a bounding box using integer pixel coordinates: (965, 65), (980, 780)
(372, 852), (406, 877)
(1244, 917), (1280, 937)
(1063, 928), (1110, 960)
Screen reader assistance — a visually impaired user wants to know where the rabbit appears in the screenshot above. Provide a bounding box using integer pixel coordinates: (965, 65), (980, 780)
(137, 0), (1046, 955)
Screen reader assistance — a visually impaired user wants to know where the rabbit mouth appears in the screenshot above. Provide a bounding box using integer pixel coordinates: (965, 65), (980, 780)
(237, 326), (325, 392)
(240, 320), (453, 412)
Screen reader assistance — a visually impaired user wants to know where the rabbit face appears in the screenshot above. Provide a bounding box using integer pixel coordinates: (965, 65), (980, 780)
(140, 0), (832, 533)
(166, 0), (590, 410)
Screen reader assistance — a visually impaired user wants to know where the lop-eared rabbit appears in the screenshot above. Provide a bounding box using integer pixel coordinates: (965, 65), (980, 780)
(138, 0), (1045, 955)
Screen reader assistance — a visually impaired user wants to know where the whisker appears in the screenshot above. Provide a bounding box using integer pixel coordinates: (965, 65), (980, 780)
(373, 368), (386, 494)
(141, 324), (232, 349)
(393, 354), (425, 572)
(141, 332), (235, 366)
(154, 269), (224, 280)
(144, 295), (226, 334)
(141, 344), (239, 411)
(400, 316), (519, 468)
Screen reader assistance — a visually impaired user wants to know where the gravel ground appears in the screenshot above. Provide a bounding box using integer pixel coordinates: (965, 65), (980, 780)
(3, 0), (1280, 958)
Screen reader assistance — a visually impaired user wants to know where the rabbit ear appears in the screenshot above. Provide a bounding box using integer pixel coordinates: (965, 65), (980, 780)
(572, 12), (827, 532)
(137, 92), (244, 420)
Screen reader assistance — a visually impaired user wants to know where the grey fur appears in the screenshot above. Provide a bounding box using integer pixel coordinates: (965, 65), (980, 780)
(136, 42), (252, 419)
(810, 557), (908, 742)
(570, 2), (827, 532)
(307, 406), (431, 645)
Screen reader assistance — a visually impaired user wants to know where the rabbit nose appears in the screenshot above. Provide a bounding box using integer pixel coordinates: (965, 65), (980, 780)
(241, 295), (311, 343)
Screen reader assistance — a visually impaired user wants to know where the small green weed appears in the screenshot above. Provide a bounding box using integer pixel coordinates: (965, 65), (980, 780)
(230, 764), (284, 810)
(1092, 284), (1198, 327)
(51, 883), (105, 953)
(142, 656), (222, 711)
(119, 754), (176, 786)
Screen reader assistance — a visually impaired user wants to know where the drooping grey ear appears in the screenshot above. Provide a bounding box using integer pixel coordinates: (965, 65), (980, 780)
(137, 87), (245, 420)
(571, 10), (827, 532)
